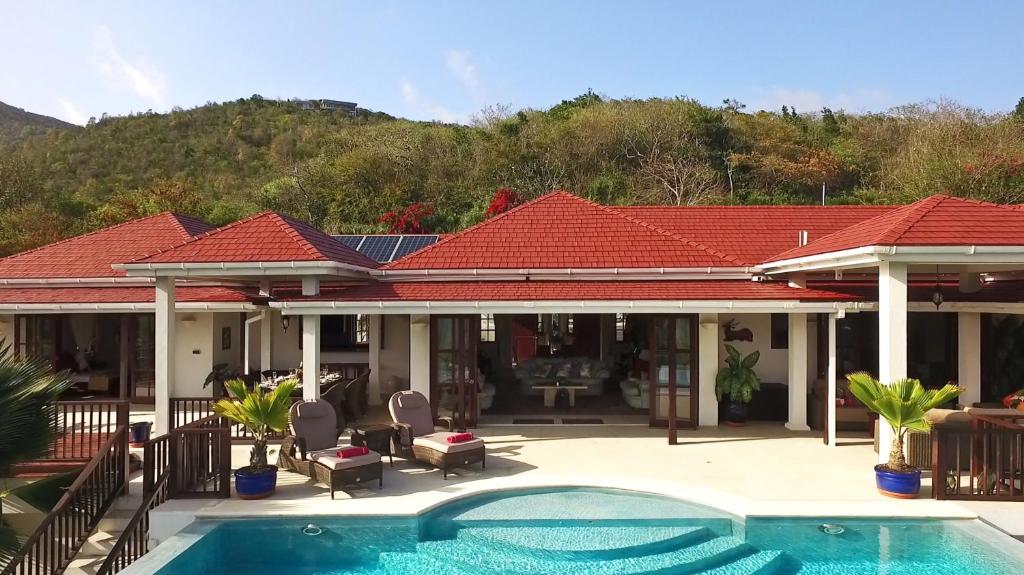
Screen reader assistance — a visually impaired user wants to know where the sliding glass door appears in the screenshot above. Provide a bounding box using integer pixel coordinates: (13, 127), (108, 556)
(648, 315), (698, 443)
(431, 315), (479, 430)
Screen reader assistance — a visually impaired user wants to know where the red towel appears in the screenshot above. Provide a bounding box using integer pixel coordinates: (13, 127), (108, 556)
(447, 432), (475, 444)
(336, 446), (370, 458)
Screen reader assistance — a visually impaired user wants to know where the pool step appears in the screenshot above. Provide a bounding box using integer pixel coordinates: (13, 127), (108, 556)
(379, 535), (762, 575)
(456, 525), (711, 560)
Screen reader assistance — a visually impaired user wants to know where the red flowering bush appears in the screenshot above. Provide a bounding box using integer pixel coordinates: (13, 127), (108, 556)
(379, 202), (434, 233)
(484, 188), (521, 219)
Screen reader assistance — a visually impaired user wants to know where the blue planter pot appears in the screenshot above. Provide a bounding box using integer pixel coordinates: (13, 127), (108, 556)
(235, 466), (277, 500)
(129, 422), (152, 446)
(874, 464), (921, 499)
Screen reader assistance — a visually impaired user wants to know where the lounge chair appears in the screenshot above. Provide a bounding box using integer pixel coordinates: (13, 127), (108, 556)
(388, 390), (485, 479)
(279, 399), (382, 498)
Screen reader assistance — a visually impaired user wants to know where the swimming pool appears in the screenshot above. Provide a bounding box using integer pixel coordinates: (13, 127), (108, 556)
(139, 487), (1024, 574)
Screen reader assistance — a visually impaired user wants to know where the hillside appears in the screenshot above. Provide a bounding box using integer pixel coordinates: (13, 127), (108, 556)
(1, 93), (1023, 257)
(0, 100), (77, 142)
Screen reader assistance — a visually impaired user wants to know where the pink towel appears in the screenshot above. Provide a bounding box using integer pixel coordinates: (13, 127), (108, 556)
(447, 432), (475, 444)
(336, 446), (370, 458)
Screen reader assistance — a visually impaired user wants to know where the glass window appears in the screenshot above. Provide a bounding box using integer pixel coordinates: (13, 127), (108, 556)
(480, 314), (496, 342)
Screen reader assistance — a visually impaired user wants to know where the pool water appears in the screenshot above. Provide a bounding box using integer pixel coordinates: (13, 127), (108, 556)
(150, 488), (1024, 575)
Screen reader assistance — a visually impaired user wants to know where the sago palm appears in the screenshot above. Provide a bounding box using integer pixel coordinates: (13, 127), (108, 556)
(846, 372), (961, 471)
(0, 341), (71, 567)
(212, 379), (295, 470)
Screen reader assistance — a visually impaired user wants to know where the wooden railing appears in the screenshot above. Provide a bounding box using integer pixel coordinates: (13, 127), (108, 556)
(933, 413), (1024, 501)
(1, 425), (129, 575)
(44, 400), (129, 460)
(170, 396), (295, 441)
(92, 415), (230, 574)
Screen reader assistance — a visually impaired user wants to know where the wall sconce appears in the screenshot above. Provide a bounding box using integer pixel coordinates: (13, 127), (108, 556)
(281, 316), (291, 332)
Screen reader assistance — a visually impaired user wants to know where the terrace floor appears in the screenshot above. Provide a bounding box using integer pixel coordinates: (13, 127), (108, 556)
(143, 414), (1024, 543)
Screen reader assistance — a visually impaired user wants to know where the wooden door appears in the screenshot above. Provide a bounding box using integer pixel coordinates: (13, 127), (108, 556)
(431, 315), (479, 430)
(648, 315), (698, 444)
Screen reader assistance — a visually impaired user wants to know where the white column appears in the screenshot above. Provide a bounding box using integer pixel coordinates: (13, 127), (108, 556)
(877, 261), (908, 464)
(786, 313), (810, 431)
(301, 314), (321, 401)
(827, 313), (838, 447)
(958, 312), (982, 407)
(154, 277), (176, 434)
(697, 313), (719, 426)
(367, 314), (383, 406)
(260, 309), (273, 372)
(409, 314), (431, 398)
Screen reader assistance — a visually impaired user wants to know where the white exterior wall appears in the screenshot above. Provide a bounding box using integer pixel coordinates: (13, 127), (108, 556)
(173, 312), (215, 397)
(211, 313), (239, 373)
(0, 314), (14, 348)
(697, 313), (719, 426)
(957, 312), (982, 407)
(409, 314), (430, 397)
(380, 315), (411, 397)
(717, 314), (788, 383)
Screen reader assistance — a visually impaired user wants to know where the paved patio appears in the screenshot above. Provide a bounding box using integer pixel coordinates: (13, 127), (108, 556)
(144, 420), (1024, 544)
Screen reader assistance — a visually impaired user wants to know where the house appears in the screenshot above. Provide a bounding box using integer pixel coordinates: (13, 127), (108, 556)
(2, 191), (1023, 460)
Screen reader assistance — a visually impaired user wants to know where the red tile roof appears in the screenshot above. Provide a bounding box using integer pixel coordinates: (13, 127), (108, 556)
(615, 205), (893, 265)
(276, 280), (858, 302)
(768, 195), (1024, 262)
(0, 286), (260, 305)
(0, 213), (213, 279)
(130, 211), (378, 269)
(385, 192), (744, 270)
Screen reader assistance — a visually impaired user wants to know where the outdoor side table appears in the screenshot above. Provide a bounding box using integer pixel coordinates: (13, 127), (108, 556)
(351, 423), (396, 465)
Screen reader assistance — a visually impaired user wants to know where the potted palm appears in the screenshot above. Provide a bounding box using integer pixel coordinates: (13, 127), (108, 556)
(846, 372), (961, 498)
(213, 378), (296, 500)
(715, 344), (760, 426)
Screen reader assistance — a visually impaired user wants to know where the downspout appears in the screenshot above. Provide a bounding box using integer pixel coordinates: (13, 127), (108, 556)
(243, 311), (266, 375)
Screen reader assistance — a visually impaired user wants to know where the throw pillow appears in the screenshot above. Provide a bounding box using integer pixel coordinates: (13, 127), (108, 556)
(556, 363), (572, 378)
(1002, 389), (1024, 411)
(579, 362), (592, 378)
(533, 364), (553, 378)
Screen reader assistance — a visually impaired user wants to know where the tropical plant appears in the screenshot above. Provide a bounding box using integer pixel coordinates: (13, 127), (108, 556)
(715, 344), (761, 403)
(845, 372), (962, 472)
(0, 340), (72, 567)
(212, 379), (296, 471)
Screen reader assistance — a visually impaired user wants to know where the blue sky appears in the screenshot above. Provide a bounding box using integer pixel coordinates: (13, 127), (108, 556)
(2, 1), (1022, 125)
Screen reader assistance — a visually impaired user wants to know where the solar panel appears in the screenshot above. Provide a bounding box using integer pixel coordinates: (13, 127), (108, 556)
(359, 236), (401, 262)
(391, 235), (439, 260)
(334, 235), (364, 249)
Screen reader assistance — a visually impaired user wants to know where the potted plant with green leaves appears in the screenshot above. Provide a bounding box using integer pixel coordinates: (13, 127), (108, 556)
(715, 344), (761, 426)
(213, 378), (296, 500)
(845, 372), (961, 498)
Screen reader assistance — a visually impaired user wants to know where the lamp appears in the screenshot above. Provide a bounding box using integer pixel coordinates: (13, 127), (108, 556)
(281, 316), (291, 332)
(932, 265), (944, 309)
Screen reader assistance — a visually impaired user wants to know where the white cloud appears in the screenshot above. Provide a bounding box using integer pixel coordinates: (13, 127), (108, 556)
(749, 87), (893, 114)
(445, 49), (480, 94)
(91, 26), (167, 109)
(56, 97), (89, 125)
(399, 79), (463, 123)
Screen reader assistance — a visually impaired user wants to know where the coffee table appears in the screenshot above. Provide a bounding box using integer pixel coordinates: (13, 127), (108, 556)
(351, 423), (396, 465)
(532, 384), (588, 408)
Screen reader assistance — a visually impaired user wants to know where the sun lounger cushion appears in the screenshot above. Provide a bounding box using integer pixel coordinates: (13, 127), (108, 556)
(311, 449), (381, 470)
(290, 399), (339, 451)
(414, 432), (485, 454)
(390, 391), (435, 436)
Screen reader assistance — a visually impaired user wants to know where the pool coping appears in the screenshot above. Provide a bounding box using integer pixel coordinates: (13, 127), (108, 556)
(187, 474), (981, 521)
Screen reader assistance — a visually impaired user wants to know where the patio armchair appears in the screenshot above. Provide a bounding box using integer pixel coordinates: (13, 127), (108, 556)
(279, 399), (382, 498)
(321, 381), (349, 432)
(388, 390), (485, 479)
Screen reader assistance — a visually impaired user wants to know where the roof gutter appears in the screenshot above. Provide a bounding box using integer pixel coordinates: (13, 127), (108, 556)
(373, 266), (755, 281)
(115, 260), (376, 278)
(763, 244), (1024, 274)
(270, 299), (864, 316)
(0, 302), (260, 313)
